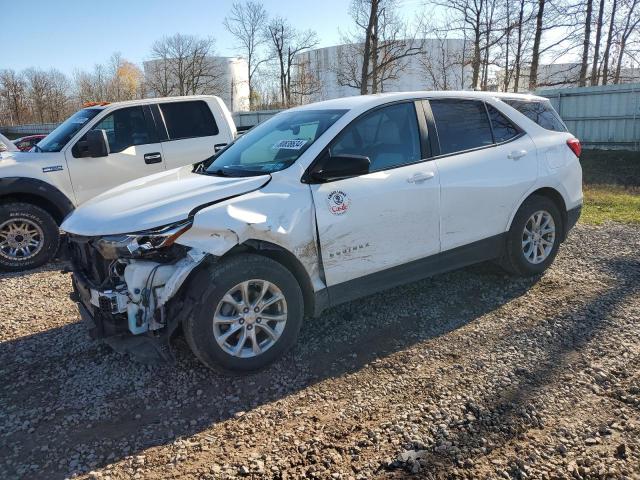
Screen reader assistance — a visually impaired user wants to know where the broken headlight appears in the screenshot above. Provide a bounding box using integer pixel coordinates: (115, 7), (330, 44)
(93, 219), (193, 259)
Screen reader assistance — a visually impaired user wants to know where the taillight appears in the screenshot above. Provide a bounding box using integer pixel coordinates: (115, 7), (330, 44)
(566, 138), (581, 158)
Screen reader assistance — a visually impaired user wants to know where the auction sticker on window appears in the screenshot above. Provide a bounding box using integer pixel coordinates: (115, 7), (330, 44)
(272, 139), (307, 150)
(327, 190), (351, 215)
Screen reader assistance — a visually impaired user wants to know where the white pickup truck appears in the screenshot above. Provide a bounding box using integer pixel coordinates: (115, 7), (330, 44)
(0, 96), (237, 271)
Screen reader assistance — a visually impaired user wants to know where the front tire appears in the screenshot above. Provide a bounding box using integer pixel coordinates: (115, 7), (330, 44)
(184, 254), (304, 373)
(501, 195), (563, 277)
(0, 202), (60, 272)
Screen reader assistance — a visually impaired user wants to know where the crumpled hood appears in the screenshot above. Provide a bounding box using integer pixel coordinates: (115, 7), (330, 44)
(61, 165), (270, 236)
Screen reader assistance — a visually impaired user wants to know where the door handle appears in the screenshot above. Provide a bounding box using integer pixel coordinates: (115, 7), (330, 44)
(407, 171), (435, 183)
(214, 143), (228, 153)
(508, 149), (527, 160)
(144, 152), (162, 164)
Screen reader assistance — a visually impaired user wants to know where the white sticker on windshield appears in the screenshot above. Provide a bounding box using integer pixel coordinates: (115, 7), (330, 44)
(272, 139), (307, 150)
(71, 117), (89, 124)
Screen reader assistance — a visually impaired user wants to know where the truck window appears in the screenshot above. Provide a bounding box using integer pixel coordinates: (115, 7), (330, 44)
(159, 101), (219, 140)
(502, 99), (567, 132)
(84, 106), (154, 154)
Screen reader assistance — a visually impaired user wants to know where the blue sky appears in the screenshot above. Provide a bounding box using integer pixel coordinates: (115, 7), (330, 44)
(2, 0), (424, 74)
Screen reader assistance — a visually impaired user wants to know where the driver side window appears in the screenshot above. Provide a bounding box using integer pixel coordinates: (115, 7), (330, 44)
(93, 106), (153, 153)
(74, 106), (154, 156)
(331, 102), (422, 172)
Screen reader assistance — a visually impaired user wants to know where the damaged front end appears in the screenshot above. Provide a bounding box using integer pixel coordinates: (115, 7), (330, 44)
(67, 219), (207, 362)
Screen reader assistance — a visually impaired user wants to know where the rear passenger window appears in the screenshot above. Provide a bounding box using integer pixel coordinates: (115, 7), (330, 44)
(160, 101), (219, 140)
(486, 104), (521, 143)
(430, 99), (493, 155)
(502, 99), (567, 132)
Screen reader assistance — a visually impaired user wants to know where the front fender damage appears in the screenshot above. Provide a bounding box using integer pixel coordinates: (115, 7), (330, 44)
(175, 188), (324, 291)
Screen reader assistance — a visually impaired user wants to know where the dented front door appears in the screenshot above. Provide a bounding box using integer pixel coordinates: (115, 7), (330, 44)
(310, 101), (441, 287)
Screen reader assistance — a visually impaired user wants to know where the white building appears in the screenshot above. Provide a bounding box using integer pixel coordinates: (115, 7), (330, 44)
(143, 56), (250, 112)
(295, 39), (473, 103)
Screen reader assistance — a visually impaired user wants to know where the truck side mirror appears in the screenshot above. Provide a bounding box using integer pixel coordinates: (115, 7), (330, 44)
(309, 152), (370, 183)
(86, 129), (109, 158)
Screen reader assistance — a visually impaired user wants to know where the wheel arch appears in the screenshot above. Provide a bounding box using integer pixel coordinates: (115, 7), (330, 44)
(0, 177), (74, 224)
(224, 239), (318, 318)
(508, 186), (568, 240)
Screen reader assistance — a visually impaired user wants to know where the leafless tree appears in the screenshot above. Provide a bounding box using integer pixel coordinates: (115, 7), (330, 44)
(418, 27), (467, 90)
(264, 17), (319, 107)
(224, 1), (269, 109)
(590, 0), (607, 85)
(578, 0), (594, 86)
(601, 0), (618, 84)
(147, 34), (224, 97)
(431, 0), (485, 89)
(335, 0), (423, 94)
(44, 69), (72, 122)
(24, 68), (50, 123)
(613, 0), (640, 83)
(0, 70), (28, 124)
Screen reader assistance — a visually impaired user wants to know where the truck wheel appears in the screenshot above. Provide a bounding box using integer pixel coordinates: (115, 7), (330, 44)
(0, 202), (60, 272)
(184, 254), (304, 373)
(501, 195), (563, 277)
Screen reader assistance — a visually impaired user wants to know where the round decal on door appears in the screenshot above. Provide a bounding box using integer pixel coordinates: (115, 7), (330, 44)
(327, 190), (351, 215)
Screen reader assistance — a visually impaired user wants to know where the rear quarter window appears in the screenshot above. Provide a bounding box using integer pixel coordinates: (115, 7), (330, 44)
(160, 100), (219, 140)
(502, 99), (567, 132)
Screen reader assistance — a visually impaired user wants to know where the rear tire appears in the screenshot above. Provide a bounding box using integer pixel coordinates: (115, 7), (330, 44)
(183, 254), (304, 373)
(501, 195), (563, 277)
(0, 202), (59, 272)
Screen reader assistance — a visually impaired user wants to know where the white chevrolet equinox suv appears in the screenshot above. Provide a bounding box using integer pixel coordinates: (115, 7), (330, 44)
(62, 91), (583, 372)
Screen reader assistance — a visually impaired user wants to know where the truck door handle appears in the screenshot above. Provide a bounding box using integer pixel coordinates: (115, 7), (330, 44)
(214, 143), (228, 153)
(144, 152), (162, 164)
(407, 171), (435, 183)
(508, 149), (527, 160)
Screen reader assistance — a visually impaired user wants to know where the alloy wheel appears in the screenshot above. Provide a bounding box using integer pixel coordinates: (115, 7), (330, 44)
(0, 218), (44, 261)
(213, 279), (288, 358)
(522, 210), (556, 264)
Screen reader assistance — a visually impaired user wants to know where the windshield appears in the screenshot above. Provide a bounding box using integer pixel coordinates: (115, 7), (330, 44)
(36, 108), (102, 152)
(205, 109), (347, 177)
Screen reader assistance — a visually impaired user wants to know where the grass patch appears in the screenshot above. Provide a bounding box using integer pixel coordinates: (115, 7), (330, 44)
(582, 186), (640, 225)
(579, 150), (640, 225)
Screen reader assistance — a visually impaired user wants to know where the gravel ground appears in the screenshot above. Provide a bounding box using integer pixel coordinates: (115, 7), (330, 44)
(1, 223), (639, 480)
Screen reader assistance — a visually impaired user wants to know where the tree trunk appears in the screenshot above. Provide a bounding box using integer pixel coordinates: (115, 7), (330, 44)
(514, 0), (525, 91)
(503, 0), (511, 92)
(578, 0), (593, 87)
(471, 22), (482, 89)
(601, 0), (617, 85)
(590, 0), (606, 85)
(528, 0), (545, 90)
(370, 13), (379, 93)
(614, 38), (626, 83)
(360, 0), (379, 94)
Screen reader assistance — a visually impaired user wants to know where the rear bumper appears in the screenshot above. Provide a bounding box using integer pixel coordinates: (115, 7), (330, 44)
(566, 204), (582, 235)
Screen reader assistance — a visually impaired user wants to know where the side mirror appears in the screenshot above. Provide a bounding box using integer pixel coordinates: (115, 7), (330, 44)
(310, 153), (370, 182)
(86, 129), (109, 158)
